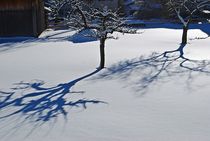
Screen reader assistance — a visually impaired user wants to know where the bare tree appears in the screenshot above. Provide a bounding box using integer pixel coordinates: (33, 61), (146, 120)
(67, 1), (136, 69)
(168, 0), (210, 44)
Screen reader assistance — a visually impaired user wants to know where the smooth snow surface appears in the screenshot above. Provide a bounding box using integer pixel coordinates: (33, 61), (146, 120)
(0, 23), (210, 141)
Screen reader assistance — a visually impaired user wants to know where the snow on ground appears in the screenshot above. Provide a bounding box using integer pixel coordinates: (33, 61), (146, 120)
(0, 23), (210, 141)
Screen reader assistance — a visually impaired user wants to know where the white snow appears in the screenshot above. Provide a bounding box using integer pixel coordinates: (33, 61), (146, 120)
(0, 23), (210, 141)
(203, 10), (210, 14)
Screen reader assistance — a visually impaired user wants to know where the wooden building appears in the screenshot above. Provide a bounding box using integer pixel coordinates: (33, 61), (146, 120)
(0, 0), (46, 37)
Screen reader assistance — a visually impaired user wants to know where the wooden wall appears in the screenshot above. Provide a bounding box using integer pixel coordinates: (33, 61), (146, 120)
(0, 0), (45, 37)
(0, 0), (32, 10)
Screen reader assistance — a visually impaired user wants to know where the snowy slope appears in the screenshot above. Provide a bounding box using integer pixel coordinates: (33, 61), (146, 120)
(0, 23), (210, 141)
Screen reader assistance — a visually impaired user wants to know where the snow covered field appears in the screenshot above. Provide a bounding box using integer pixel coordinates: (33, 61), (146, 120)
(0, 23), (210, 141)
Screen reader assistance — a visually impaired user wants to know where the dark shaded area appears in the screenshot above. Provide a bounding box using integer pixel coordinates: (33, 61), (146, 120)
(0, 30), (72, 45)
(0, 69), (106, 124)
(0, 37), (35, 44)
(0, 30), (74, 54)
(69, 29), (98, 43)
(0, 37), (37, 54)
(95, 44), (210, 93)
(0, 29), (97, 51)
(0, 10), (33, 36)
(0, 0), (45, 37)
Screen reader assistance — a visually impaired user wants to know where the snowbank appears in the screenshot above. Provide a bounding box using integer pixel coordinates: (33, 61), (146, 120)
(0, 23), (210, 141)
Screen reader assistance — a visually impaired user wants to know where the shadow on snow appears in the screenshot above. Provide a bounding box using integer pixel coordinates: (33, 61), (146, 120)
(94, 44), (210, 94)
(0, 69), (106, 129)
(0, 29), (98, 54)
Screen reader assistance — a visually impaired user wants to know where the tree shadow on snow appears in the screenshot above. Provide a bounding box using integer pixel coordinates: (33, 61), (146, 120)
(94, 44), (210, 94)
(0, 69), (106, 137)
(0, 29), (97, 54)
(0, 37), (37, 53)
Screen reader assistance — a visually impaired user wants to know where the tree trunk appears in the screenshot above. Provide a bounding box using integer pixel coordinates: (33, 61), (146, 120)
(182, 25), (188, 44)
(99, 38), (106, 69)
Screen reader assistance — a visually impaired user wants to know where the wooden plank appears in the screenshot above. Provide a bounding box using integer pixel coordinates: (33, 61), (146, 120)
(0, 10), (33, 36)
(0, 0), (46, 37)
(32, 1), (38, 37)
(0, 0), (32, 10)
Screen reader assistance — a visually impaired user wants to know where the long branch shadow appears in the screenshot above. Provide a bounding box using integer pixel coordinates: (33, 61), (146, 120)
(0, 69), (105, 127)
(0, 37), (38, 53)
(95, 44), (210, 93)
(0, 29), (97, 54)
